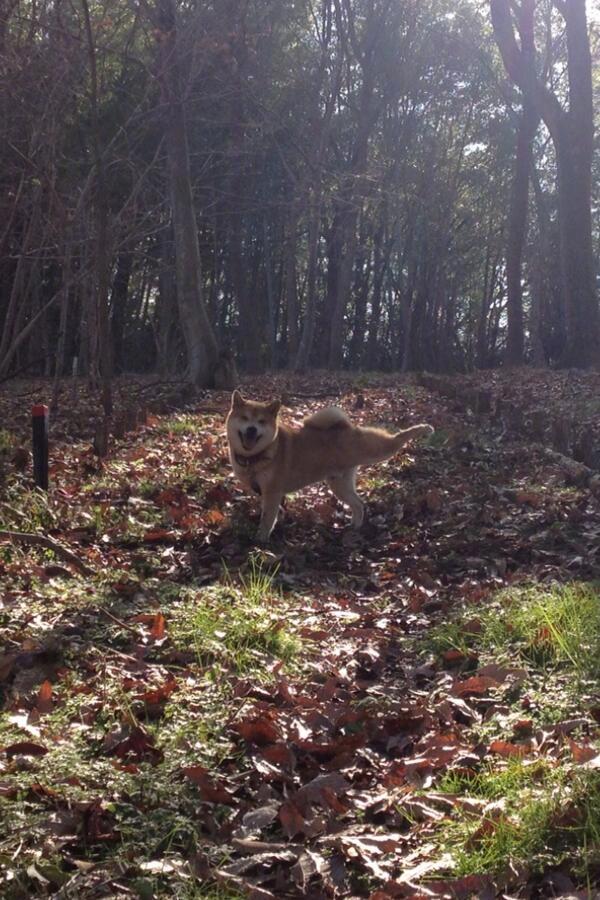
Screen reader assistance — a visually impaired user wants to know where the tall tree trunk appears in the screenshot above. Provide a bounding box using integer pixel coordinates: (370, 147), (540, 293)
(110, 249), (133, 373)
(554, 119), (597, 367)
(504, 0), (538, 367)
(156, 220), (179, 375)
(506, 101), (539, 365)
(557, 0), (597, 367)
(283, 203), (299, 362)
(81, 0), (113, 414)
(294, 187), (323, 370)
(155, 0), (219, 387)
(365, 231), (388, 370)
(348, 217), (371, 368)
(531, 166), (564, 362)
(263, 217), (277, 367)
(51, 236), (73, 410)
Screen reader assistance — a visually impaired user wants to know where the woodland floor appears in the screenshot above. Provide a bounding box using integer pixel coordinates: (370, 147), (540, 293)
(1, 371), (600, 899)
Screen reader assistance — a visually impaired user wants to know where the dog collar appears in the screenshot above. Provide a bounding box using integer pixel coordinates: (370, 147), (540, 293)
(234, 449), (270, 468)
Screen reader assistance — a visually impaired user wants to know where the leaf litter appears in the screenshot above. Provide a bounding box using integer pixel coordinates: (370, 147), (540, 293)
(0, 372), (600, 897)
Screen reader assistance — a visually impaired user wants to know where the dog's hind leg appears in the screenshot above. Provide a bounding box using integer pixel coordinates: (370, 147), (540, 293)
(326, 468), (364, 528)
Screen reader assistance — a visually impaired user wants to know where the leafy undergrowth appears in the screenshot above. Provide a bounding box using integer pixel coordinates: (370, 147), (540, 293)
(0, 371), (600, 898)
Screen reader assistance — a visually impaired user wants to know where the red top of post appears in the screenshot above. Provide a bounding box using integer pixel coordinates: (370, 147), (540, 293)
(32, 404), (49, 417)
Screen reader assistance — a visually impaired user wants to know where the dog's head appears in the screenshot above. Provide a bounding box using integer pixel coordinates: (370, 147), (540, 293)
(226, 390), (281, 455)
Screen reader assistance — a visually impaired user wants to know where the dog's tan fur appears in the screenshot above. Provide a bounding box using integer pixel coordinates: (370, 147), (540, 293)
(226, 390), (433, 541)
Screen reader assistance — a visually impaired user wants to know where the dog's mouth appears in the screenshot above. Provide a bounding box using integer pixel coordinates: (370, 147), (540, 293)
(239, 430), (259, 451)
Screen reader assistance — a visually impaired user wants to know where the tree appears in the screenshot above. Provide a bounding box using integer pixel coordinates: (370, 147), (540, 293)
(154, 0), (221, 388)
(503, 0), (540, 367)
(490, 0), (599, 368)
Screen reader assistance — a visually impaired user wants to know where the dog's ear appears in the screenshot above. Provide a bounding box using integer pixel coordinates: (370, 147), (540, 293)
(266, 399), (281, 417)
(231, 389), (244, 409)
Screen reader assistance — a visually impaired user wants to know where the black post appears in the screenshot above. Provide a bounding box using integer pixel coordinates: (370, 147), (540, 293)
(32, 404), (49, 490)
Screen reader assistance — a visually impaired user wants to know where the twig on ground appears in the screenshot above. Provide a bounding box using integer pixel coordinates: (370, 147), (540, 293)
(0, 530), (93, 575)
(99, 607), (139, 634)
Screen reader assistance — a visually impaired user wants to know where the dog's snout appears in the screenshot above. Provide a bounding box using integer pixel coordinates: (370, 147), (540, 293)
(245, 425), (257, 439)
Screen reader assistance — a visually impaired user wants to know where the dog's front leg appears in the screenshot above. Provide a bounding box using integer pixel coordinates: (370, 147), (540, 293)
(256, 491), (283, 543)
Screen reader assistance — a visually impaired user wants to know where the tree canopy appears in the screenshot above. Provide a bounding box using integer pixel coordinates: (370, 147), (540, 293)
(1, 0), (598, 387)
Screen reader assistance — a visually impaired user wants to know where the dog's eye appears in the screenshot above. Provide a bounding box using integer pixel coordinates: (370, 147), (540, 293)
(257, 419), (266, 426)
(240, 414), (249, 422)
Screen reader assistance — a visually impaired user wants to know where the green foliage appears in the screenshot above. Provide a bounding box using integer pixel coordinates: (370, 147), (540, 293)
(168, 563), (299, 672)
(156, 416), (205, 436)
(429, 582), (600, 681)
(440, 765), (600, 879)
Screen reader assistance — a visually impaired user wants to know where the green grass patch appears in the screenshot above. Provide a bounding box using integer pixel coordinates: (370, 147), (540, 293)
(156, 415), (205, 436)
(423, 585), (600, 884)
(438, 763), (600, 880)
(429, 582), (600, 682)
(167, 560), (300, 673)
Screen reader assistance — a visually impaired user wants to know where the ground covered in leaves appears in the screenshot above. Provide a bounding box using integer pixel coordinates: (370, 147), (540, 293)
(1, 371), (600, 899)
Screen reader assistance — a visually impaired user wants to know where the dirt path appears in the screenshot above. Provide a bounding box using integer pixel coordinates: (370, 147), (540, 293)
(0, 375), (599, 898)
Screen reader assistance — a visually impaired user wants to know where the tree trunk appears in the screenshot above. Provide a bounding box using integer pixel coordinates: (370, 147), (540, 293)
(110, 249), (133, 373)
(294, 187), (323, 370)
(554, 119), (598, 367)
(156, 220), (179, 375)
(364, 220), (386, 369)
(283, 203), (299, 362)
(558, 0), (597, 366)
(263, 217), (277, 367)
(505, 101), (539, 366)
(51, 236), (73, 410)
(81, 0), (113, 414)
(155, 0), (219, 387)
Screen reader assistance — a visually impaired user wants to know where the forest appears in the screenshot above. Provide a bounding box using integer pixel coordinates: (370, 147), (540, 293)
(1, 0), (599, 395)
(2, 1), (600, 898)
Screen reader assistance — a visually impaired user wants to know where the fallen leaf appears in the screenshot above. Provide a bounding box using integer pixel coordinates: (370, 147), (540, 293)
(183, 765), (236, 804)
(279, 799), (306, 838)
(4, 741), (48, 759)
(234, 715), (281, 746)
(489, 740), (529, 759)
(149, 612), (166, 641)
(36, 680), (54, 715)
(569, 739), (599, 764)
(452, 675), (499, 697)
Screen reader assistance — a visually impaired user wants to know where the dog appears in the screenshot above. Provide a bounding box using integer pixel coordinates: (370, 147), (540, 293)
(226, 390), (433, 542)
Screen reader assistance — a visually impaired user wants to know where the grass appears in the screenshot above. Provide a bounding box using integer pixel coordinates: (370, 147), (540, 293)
(438, 763), (600, 880)
(168, 559), (300, 672)
(0, 394), (307, 897)
(428, 582), (600, 683)
(423, 583), (600, 884)
(156, 415), (205, 436)
(0, 558), (299, 897)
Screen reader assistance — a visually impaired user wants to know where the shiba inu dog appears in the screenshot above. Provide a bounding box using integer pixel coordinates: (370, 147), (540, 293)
(226, 390), (434, 542)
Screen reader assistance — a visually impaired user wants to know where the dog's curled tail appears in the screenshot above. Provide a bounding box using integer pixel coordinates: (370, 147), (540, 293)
(393, 423), (434, 449)
(303, 406), (351, 430)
